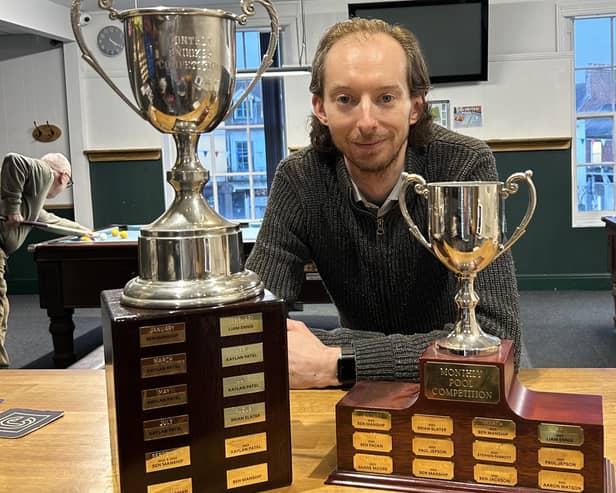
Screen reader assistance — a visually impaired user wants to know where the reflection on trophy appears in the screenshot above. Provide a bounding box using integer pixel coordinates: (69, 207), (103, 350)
(71, 1), (291, 492)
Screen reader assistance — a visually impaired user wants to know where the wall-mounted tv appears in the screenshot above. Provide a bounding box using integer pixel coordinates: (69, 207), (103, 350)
(348, 0), (488, 84)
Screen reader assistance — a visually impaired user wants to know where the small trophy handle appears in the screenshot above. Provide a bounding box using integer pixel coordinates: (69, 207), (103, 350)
(70, 0), (147, 120)
(496, 169), (537, 259)
(399, 172), (434, 254)
(225, 0), (280, 119)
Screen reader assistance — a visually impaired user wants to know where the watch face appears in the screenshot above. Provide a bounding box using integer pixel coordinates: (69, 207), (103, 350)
(97, 25), (124, 57)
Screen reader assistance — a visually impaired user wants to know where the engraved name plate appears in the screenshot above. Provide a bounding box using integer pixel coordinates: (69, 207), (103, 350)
(352, 432), (393, 453)
(472, 440), (516, 463)
(220, 313), (263, 337)
(145, 446), (191, 473)
(411, 414), (453, 436)
(221, 343), (264, 367)
(474, 464), (518, 486)
(141, 353), (187, 379)
(140, 322), (186, 348)
(353, 453), (393, 474)
(225, 432), (267, 458)
(538, 423), (584, 446)
(472, 417), (516, 440)
(538, 447), (584, 470)
(146, 477), (192, 493)
(424, 362), (500, 404)
(142, 384), (188, 411)
(143, 415), (190, 441)
(412, 458), (454, 480)
(351, 410), (391, 431)
(538, 470), (584, 492)
(226, 463), (268, 489)
(412, 437), (454, 458)
(223, 373), (265, 398)
(224, 402), (266, 428)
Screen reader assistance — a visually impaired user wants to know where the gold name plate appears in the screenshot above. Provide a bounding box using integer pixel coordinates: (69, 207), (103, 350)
(474, 464), (518, 486)
(220, 313), (263, 337)
(353, 453), (393, 474)
(424, 362), (500, 404)
(353, 432), (392, 453)
(412, 437), (454, 458)
(139, 322), (186, 348)
(147, 477), (192, 493)
(538, 470), (584, 492)
(411, 414), (453, 436)
(223, 372), (265, 398)
(145, 446), (191, 473)
(225, 432), (268, 458)
(142, 384), (188, 411)
(351, 410), (392, 431)
(472, 417), (516, 440)
(412, 458), (454, 480)
(221, 343), (264, 367)
(143, 415), (190, 441)
(473, 440), (516, 463)
(224, 402), (266, 428)
(226, 463), (268, 489)
(538, 447), (584, 470)
(141, 353), (187, 379)
(538, 423), (584, 446)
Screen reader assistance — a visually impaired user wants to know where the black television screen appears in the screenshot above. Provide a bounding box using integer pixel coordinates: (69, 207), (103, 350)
(348, 0), (488, 83)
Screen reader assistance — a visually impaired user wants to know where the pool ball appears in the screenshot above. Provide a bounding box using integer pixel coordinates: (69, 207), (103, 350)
(80, 235), (92, 242)
(98, 233), (108, 240)
(120, 230), (128, 239)
(111, 228), (119, 237)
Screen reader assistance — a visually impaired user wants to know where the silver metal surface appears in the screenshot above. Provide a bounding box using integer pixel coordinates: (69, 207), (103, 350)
(71, 0), (279, 308)
(400, 171), (536, 355)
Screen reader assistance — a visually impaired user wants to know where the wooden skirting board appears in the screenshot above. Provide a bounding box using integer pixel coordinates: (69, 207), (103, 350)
(83, 148), (161, 162)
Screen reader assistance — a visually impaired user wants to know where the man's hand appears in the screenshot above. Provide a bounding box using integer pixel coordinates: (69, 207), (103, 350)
(5, 213), (24, 224)
(286, 318), (341, 389)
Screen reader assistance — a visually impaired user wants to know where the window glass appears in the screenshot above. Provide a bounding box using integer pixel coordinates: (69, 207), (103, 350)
(575, 69), (614, 113)
(574, 17), (611, 68)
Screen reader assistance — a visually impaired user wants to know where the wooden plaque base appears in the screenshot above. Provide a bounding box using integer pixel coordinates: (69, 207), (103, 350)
(328, 340), (614, 493)
(101, 289), (292, 493)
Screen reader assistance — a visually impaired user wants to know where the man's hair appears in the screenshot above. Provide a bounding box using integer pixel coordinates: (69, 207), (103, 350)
(309, 17), (433, 153)
(40, 153), (71, 175)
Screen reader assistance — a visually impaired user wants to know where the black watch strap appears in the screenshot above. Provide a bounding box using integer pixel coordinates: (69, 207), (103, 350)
(337, 345), (356, 386)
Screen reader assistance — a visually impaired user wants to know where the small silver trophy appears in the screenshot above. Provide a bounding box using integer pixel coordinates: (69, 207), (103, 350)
(399, 171), (536, 355)
(71, 0), (279, 308)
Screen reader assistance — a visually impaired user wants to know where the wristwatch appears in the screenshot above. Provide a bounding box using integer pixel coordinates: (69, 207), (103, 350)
(337, 345), (356, 386)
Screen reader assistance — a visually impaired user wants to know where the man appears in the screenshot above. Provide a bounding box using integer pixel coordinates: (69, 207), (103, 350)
(0, 152), (92, 367)
(246, 18), (520, 388)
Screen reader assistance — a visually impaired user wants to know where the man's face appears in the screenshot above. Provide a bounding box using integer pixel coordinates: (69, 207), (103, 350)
(47, 170), (71, 199)
(312, 33), (423, 176)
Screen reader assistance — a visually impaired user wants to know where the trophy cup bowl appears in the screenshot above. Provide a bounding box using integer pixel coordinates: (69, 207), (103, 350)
(399, 171), (536, 355)
(71, 0), (279, 308)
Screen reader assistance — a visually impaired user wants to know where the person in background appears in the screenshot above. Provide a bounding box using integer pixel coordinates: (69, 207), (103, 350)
(0, 152), (92, 367)
(246, 18), (520, 388)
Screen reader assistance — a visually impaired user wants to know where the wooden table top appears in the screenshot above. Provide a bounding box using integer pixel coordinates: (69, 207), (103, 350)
(0, 368), (615, 493)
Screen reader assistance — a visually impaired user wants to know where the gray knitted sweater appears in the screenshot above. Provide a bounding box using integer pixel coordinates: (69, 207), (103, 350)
(246, 124), (520, 382)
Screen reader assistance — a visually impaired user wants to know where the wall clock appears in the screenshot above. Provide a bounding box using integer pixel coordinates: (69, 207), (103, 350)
(97, 25), (124, 57)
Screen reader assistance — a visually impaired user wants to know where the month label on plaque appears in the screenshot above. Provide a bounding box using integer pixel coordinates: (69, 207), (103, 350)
(221, 343), (264, 367)
(412, 458), (454, 480)
(352, 432), (392, 453)
(423, 362), (500, 404)
(538, 447), (584, 470)
(472, 440), (516, 463)
(145, 446), (191, 473)
(142, 384), (188, 410)
(353, 453), (393, 474)
(146, 477), (192, 493)
(139, 322), (186, 348)
(538, 470), (584, 492)
(224, 402), (266, 428)
(412, 437), (454, 458)
(225, 432), (267, 458)
(411, 414), (453, 436)
(538, 423), (584, 446)
(222, 372), (265, 398)
(220, 313), (263, 337)
(226, 462), (268, 489)
(351, 410), (391, 431)
(474, 463), (518, 486)
(143, 415), (190, 441)
(141, 353), (187, 379)
(472, 417), (516, 440)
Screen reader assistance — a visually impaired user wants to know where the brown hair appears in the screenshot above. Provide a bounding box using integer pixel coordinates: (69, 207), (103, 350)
(309, 17), (433, 153)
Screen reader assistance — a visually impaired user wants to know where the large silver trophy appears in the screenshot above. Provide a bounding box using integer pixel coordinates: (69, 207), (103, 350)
(399, 171), (536, 355)
(71, 0), (279, 308)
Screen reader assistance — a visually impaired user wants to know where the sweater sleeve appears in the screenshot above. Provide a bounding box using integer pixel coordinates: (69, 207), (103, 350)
(1, 153), (40, 215)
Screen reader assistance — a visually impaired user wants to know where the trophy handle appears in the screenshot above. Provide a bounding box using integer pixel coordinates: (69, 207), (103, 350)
(70, 0), (147, 120)
(399, 172), (435, 254)
(496, 169), (537, 259)
(225, 0), (280, 119)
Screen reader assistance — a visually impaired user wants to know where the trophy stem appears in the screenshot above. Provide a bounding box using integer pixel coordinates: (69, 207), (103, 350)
(435, 273), (500, 355)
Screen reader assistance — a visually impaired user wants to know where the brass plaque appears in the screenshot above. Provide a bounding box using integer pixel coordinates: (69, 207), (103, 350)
(353, 453), (393, 474)
(353, 432), (393, 453)
(351, 410), (392, 431)
(412, 437), (454, 458)
(538, 447), (584, 470)
(226, 463), (268, 489)
(223, 372), (265, 398)
(474, 463), (517, 486)
(145, 446), (191, 473)
(142, 384), (188, 411)
(538, 423), (584, 446)
(140, 353), (187, 379)
(412, 458), (454, 480)
(225, 432), (268, 458)
(472, 417), (516, 440)
(424, 362), (500, 404)
(472, 440), (516, 463)
(139, 322), (186, 348)
(143, 415), (189, 441)
(411, 414), (453, 436)
(224, 402), (266, 428)
(220, 313), (263, 337)
(538, 470), (584, 492)
(221, 343), (264, 367)
(147, 477), (192, 493)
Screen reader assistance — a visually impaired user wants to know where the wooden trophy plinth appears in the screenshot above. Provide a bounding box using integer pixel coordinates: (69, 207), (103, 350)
(101, 289), (292, 493)
(328, 340), (614, 493)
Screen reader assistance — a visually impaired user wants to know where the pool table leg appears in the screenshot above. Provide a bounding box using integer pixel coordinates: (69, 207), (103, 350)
(47, 307), (76, 368)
